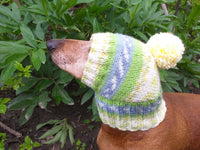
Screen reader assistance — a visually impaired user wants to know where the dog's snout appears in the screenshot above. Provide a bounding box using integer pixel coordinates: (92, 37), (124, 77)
(46, 39), (64, 52)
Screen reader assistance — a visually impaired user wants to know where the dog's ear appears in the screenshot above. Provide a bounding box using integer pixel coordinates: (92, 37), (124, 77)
(47, 39), (92, 79)
(146, 33), (184, 69)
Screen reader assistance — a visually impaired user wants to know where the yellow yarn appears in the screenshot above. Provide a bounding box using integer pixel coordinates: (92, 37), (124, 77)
(146, 33), (185, 69)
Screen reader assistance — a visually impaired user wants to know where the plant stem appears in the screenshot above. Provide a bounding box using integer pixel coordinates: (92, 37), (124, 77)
(175, 0), (181, 16)
(128, 3), (140, 29)
(161, 4), (169, 15)
(0, 121), (22, 138)
(172, 0), (182, 33)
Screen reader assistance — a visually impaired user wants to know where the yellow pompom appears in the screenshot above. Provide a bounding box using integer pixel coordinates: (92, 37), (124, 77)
(146, 33), (185, 69)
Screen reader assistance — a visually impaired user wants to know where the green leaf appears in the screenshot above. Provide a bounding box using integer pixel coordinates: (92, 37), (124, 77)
(38, 91), (51, 109)
(92, 17), (102, 33)
(20, 24), (37, 48)
(187, 63), (200, 75)
(14, 61), (24, 71)
(60, 128), (67, 148)
(0, 63), (16, 82)
(40, 125), (62, 139)
(25, 136), (31, 144)
(187, 5), (200, 27)
(31, 49), (46, 70)
(0, 41), (30, 54)
(194, 75), (200, 80)
(33, 142), (40, 147)
(54, 70), (74, 85)
(0, 105), (6, 114)
(44, 130), (62, 145)
(16, 77), (40, 95)
(11, 2), (21, 23)
(1, 98), (10, 104)
(81, 89), (94, 105)
(40, 0), (49, 16)
(19, 104), (37, 125)
(0, 5), (13, 20)
(26, 5), (45, 15)
(0, 26), (13, 33)
(134, 30), (148, 42)
(110, 2), (127, 10)
(8, 94), (34, 110)
(34, 79), (53, 92)
(56, 0), (62, 18)
(1, 53), (27, 70)
(91, 98), (100, 121)
(63, 0), (78, 9)
(0, 98), (10, 114)
(35, 23), (45, 40)
(191, 79), (199, 88)
(31, 49), (41, 71)
(52, 85), (74, 105)
(23, 12), (33, 25)
(68, 126), (74, 144)
(36, 120), (63, 130)
(83, 119), (90, 124)
(38, 42), (47, 49)
(72, 8), (87, 24)
(38, 49), (46, 64)
(77, 0), (94, 4)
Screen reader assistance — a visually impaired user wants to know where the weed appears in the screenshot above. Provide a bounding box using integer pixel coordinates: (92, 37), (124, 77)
(76, 139), (86, 150)
(36, 118), (74, 148)
(19, 136), (40, 150)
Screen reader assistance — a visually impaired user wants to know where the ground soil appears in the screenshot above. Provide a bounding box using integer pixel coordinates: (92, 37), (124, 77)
(0, 83), (200, 150)
(0, 88), (100, 150)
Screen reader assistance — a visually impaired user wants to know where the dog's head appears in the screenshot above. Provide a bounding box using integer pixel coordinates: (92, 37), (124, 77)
(46, 39), (91, 79)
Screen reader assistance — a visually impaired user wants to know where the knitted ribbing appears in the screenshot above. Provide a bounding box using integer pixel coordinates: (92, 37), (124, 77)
(81, 33), (166, 131)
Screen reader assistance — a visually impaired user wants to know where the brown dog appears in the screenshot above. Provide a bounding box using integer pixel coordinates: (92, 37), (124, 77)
(47, 39), (200, 150)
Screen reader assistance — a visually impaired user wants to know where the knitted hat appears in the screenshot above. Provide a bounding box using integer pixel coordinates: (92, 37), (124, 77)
(81, 32), (184, 131)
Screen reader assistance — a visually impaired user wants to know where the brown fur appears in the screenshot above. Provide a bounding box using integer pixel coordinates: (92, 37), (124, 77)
(47, 39), (200, 150)
(97, 93), (200, 150)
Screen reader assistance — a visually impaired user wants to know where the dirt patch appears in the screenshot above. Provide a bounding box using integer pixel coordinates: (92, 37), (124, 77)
(0, 89), (100, 150)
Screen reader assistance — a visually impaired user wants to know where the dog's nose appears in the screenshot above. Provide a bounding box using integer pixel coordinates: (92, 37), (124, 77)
(46, 39), (64, 52)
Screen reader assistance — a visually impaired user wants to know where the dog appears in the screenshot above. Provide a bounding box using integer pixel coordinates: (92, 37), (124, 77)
(46, 35), (200, 150)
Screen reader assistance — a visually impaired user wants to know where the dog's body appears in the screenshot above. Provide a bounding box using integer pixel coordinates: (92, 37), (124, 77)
(98, 93), (200, 150)
(47, 39), (200, 150)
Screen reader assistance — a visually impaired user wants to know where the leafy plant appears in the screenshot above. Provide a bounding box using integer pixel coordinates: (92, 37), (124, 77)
(75, 139), (86, 150)
(36, 119), (74, 148)
(19, 136), (40, 150)
(0, 133), (6, 150)
(165, 0), (200, 92)
(0, 98), (10, 150)
(0, 98), (10, 114)
(1, 61), (32, 90)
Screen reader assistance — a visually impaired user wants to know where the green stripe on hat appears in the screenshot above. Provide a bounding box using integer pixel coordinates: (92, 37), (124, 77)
(111, 38), (143, 101)
(93, 34), (118, 92)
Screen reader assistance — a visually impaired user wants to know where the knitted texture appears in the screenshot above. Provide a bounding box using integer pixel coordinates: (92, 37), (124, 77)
(147, 33), (185, 69)
(81, 33), (167, 131)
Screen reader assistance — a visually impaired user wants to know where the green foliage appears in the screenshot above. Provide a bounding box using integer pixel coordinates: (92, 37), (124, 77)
(19, 136), (40, 150)
(0, 98), (10, 114)
(0, 133), (6, 150)
(166, 0), (200, 92)
(1, 61), (32, 90)
(81, 89), (94, 105)
(36, 119), (74, 148)
(75, 140), (86, 150)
